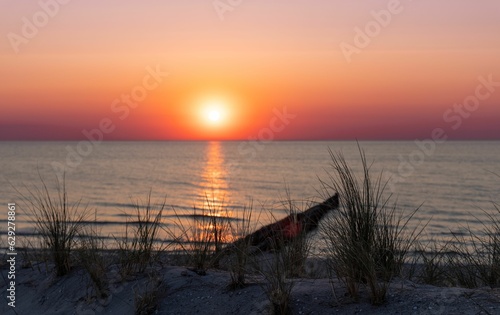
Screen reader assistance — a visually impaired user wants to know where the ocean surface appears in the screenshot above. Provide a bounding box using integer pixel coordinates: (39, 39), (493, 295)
(1, 141), (499, 252)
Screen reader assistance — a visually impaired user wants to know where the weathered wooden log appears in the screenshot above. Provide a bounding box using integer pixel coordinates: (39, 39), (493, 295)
(227, 193), (339, 254)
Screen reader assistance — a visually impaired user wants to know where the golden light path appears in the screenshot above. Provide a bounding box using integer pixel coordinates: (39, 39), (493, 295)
(191, 141), (234, 246)
(199, 141), (228, 209)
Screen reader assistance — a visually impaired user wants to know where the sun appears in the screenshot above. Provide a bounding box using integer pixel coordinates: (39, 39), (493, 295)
(207, 110), (221, 122)
(201, 99), (227, 126)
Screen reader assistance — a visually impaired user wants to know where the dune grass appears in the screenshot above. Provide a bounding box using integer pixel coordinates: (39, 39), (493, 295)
(257, 240), (296, 315)
(167, 193), (232, 274)
(447, 202), (500, 288)
(277, 192), (312, 278)
(412, 240), (450, 286)
(115, 192), (166, 277)
(321, 146), (423, 305)
(18, 237), (52, 273)
(18, 173), (90, 276)
(226, 199), (260, 289)
(256, 195), (313, 314)
(77, 211), (111, 299)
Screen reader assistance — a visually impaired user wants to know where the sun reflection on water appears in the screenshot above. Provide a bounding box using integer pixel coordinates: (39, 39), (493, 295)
(197, 141), (228, 210)
(190, 141), (234, 246)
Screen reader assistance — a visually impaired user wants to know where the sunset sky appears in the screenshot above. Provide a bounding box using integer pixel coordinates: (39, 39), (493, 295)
(1, 0), (499, 140)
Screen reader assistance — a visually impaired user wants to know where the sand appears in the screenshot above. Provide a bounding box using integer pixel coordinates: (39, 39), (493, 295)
(2, 255), (499, 315)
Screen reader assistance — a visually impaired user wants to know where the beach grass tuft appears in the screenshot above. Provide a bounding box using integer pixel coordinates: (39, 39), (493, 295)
(414, 240), (450, 286)
(18, 173), (90, 276)
(447, 202), (500, 288)
(77, 211), (111, 299)
(278, 191), (312, 278)
(167, 192), (232, 274)
(227, 199), (259, 289)
(258, 242), (296, 315)
(321, 145), (423, 304)
(115, 191), (166, 277)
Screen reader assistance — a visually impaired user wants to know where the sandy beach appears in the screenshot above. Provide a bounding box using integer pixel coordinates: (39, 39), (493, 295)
(2, 253), (499, 315)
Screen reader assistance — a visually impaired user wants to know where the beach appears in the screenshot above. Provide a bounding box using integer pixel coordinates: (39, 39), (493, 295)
(2, 254), (499, 315)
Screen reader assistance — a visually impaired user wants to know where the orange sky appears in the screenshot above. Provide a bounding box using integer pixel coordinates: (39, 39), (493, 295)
(1, 0), (499, 140)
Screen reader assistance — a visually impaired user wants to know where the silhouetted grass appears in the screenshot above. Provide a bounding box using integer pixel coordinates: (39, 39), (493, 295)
(413, 240), (450, 286)
(18, 238), (51, 273)
(115, 191), (166, 277)
(227, 200), (259, 289)
(258, 241), (296, 315)
(167, 193), (231, 274)
(277, 191), (312, 278)
(257, 194), (313, 315)
(77, 211), (110, 299)
(18, 173), (90, 276)
(447, 202), (500, 288)
(321, 146), (423, 305)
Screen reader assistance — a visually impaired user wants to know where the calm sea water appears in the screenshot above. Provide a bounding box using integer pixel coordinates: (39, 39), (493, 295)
(1, 141), (499, 251)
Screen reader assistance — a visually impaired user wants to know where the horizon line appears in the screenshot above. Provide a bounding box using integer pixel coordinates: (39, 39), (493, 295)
(1, 139), (500, 142)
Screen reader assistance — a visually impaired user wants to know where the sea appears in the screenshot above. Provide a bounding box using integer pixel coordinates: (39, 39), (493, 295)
(1, 141), (499, 252)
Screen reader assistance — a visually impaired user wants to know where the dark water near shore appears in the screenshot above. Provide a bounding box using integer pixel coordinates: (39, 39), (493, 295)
(0, 141), (499, 251)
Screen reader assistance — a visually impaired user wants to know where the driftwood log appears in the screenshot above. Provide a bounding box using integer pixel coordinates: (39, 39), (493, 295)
(226, 193), (339, 255)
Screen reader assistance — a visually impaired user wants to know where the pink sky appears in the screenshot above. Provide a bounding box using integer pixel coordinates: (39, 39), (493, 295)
(1, 0), (499, 140)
